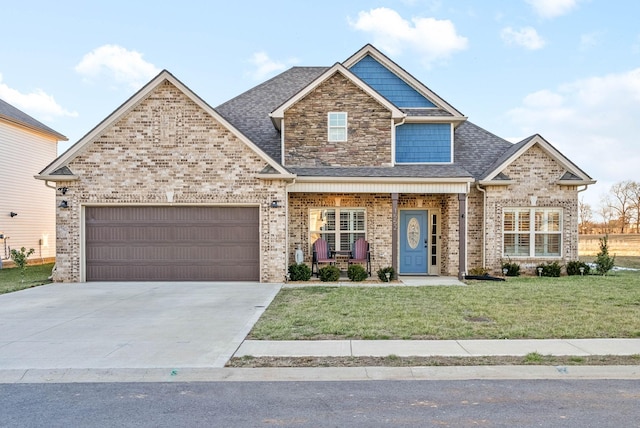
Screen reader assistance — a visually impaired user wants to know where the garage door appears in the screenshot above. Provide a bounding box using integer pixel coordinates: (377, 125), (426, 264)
(85, 206), (260, 281)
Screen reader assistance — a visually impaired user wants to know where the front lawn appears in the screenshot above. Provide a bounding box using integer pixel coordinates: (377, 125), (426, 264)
(249, 271), (640, 340)
(0, 263), (55, 295)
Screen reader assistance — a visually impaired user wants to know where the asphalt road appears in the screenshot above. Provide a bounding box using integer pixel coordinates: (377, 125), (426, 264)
(2, 380), (639, 427)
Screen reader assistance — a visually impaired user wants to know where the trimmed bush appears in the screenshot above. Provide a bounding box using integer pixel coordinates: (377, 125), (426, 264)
(566, 261), (590, 276)
(377, 266), (396, 282)
(318, 265), (341, 282)
(468, 266), (489, 276)
(536, 261), (562, 277)
(347, 264), (368, 281)
(288, 263), (312, 281)
(501, 260), (520, 277)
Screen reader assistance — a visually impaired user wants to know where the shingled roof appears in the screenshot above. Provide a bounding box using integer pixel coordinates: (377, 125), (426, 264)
(215, 61), (523, 181)
(0, 98), (67, 141)
(216, 67), (328, 162)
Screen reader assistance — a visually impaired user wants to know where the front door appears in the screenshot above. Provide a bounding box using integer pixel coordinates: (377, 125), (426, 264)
(400, 210), (428, 274)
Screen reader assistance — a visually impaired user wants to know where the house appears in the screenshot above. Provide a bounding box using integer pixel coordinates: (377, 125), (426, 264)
(0, 98), (67, 267)
(36, 45), (595, 282)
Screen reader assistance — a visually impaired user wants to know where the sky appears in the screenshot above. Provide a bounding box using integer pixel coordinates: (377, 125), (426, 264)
(1, 0), (639, 212)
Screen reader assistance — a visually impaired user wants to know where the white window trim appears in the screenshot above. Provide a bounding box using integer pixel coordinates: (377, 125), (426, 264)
(309, 207), (366, 252)
(503, 207), (563, 258)
(328, 112), (347, 142)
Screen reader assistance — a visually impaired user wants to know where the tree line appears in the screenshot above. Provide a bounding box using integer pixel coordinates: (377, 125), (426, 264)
(579, 180), (640, 234)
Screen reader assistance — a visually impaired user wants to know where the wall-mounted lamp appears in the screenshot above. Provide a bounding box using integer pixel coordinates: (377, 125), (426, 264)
(10, 212), (17, 217)
(57, 187), (68, 195)
(58, 200), (69, 209)
(270, 200), (281, 208)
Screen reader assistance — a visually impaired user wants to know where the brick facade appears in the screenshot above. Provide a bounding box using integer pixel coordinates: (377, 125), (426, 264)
(284, 72), (393, 167)
(54, 81), (288, 283)
(477, 145), (579, 274)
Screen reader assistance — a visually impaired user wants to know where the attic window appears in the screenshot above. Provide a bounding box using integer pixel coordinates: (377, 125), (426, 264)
(328, 112), (347, 142)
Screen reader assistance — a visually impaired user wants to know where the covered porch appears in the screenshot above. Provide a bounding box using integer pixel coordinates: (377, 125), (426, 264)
(286, 179), (472, 279)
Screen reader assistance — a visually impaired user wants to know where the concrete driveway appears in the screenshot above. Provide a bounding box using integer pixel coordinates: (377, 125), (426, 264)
(0, 282), (280, 369)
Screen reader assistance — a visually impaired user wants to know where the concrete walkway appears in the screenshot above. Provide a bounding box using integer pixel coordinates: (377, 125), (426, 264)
(235, 338), (640, 358)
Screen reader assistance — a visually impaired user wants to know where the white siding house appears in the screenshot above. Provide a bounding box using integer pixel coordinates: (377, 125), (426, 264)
(0, 99), (67, 266)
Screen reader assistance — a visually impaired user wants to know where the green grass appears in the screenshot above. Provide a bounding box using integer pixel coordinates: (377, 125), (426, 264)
(0, 263), (55, 294)
(249, 271), (640, 340)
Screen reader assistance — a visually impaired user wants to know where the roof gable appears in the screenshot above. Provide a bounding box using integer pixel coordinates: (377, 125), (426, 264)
(343, 44), (465, 118)
(269, 63), (405, 129)
(38, 70), (292, 179)
(349, 55), (436, 108)
(0, 98), (67, 141)
(480, 134), (595, 185)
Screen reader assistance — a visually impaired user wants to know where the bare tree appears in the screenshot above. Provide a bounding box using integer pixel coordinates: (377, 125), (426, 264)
(629, 181), (640, 233)
(608, 181), (635, 233)
(578, 197), (593, 234)
(599, 196), (614, 234)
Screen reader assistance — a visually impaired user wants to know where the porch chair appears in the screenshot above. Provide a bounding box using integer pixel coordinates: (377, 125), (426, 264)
(348, 238), (371, 276)
(312, 238), (335, 277)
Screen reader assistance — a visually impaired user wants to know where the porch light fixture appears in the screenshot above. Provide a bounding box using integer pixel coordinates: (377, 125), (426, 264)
(9, 212), (17, 217)
(57, 187), (68, 195)
(58, 200), (69, 209)
(271, 200), (281, 208)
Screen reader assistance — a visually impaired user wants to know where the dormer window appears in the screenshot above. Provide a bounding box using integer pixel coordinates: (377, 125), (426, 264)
(328, 112), (347, 142)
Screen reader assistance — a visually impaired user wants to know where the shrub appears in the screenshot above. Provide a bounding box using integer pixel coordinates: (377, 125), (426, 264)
(595, 235), (615, 276)
(566, 261), (590, 276)
(501, 259), (520, 277)
(536, 261), (562, 277)
(377, 266), (396, 282)
(347, 264), (368, 281)
(10, 247), (35, 283)
(468, 266), (489, 276)
(318, 265), (341, 282)
(288, 263), (312, 281)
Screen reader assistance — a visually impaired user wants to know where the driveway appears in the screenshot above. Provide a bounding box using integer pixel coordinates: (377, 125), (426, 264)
(0, 282), (280, 369)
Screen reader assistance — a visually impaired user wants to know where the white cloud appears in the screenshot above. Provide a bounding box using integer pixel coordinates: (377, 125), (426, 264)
(247, 52), (297, 80)
(506, 68), (640, 207)
(349, 7), (468, 68)
(75, 45), (160, 90)
(501, 26), (545, 50)
(579, 32), (602, 51)
(526, 0), (580, 19)
(0, 73), (78, 121)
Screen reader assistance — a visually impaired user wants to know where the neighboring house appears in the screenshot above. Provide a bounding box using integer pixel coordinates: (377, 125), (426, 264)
(36, 45), (595, 282)
(0, 99), (67, 267)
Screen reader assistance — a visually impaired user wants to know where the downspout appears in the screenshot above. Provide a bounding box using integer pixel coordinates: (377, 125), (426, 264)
(476, 183), (486, 269)
(44, 180), (57, 190)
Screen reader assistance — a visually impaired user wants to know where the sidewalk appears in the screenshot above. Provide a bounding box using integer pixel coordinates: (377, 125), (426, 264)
(235, 338), (640, 358)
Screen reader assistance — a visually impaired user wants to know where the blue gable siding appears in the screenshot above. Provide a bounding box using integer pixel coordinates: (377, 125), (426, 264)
(396, 123), (452, 163)
(350, 55), (436, 108)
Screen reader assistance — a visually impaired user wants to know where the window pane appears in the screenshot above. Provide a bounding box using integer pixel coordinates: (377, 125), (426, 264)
(518, 211), (530, 232)
(505, 234), (530, 256)
(548, 211), (560, 232)
(504, 212), (515, 232)
(535, 234), (561, 256)
(341, 232), (365, 252)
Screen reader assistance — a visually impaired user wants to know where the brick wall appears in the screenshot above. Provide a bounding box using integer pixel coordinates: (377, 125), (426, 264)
(482, 145), (579, 274)
(54, 81), (288, 283)
(284, 72), (393, 167)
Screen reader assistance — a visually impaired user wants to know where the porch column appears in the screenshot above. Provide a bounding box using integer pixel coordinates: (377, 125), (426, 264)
(458, 193), (467, 280)
(391, 193), (398, 276)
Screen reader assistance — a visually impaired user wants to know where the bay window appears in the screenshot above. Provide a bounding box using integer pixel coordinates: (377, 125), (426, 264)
(503, 208), (562, 257)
